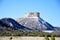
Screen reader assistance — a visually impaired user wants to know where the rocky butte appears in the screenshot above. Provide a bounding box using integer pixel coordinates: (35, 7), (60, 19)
(15, 12), (60, 33)
(24, 12), (40, 18)
(0, 12), (60, 34)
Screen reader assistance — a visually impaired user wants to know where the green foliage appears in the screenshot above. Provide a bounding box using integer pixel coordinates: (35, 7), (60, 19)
(12, 30), (24, 36)
(0, 26), (59, 37)
(51, 34), (55, 40)
(0, 32), (12, 36)
(44, 34), (49, 40)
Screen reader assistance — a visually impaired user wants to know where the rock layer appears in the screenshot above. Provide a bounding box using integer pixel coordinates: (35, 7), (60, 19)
(24, 12), (40, 18)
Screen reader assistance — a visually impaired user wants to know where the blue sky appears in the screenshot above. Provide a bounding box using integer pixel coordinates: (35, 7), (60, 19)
(0, 0), (60, 26)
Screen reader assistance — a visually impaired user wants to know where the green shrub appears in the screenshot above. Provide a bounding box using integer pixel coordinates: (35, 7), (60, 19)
(44, 34), (49, 40)
(51, 34), (55, 40)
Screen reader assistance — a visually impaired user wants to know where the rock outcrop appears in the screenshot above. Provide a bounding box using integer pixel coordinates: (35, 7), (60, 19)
(15, 12), (54, 31)
(24, 12), (40, 18)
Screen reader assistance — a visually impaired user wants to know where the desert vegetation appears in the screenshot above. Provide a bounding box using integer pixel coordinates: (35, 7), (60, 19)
(0, 25), (59, 37)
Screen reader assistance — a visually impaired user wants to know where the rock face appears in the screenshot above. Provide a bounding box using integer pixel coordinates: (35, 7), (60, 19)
(15, 12), (54, 31)
(24, 12), (40, 18)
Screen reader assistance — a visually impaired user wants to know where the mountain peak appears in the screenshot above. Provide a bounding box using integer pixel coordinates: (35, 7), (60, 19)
(24, 12), (40, 18)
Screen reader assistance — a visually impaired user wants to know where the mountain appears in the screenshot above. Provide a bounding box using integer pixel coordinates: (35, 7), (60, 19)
(15, 12), (55, 32)
(15, 12), (60, 34)
(0, 12), (60, 35)
(0, 18), (32, 30)
(0, 18), (33, 36)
